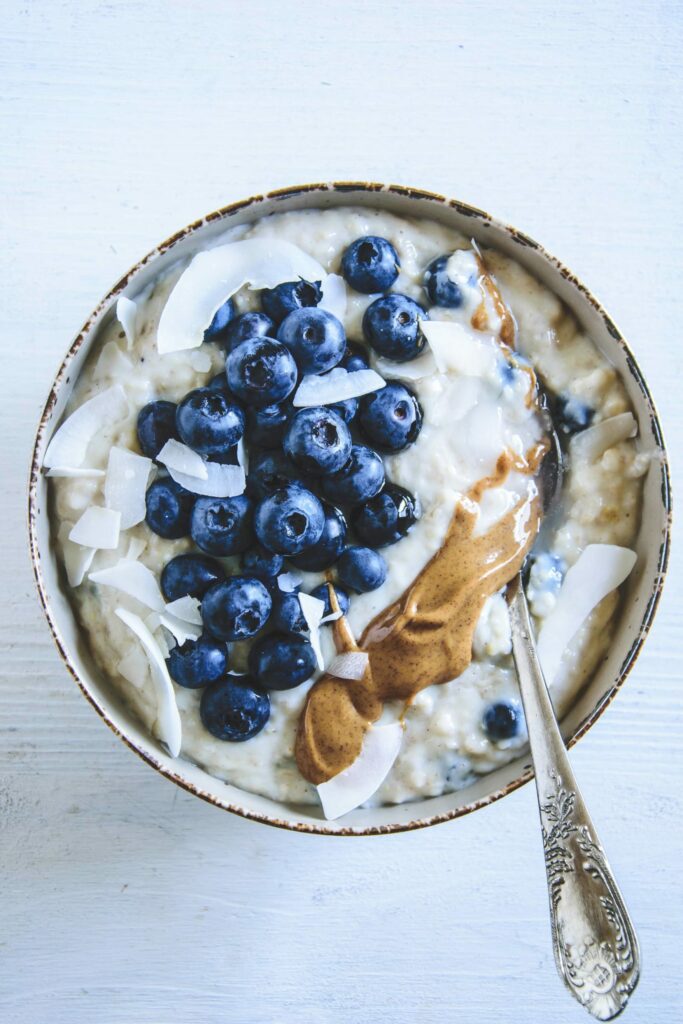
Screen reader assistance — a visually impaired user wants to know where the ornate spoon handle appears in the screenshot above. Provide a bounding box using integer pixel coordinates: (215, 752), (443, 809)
(508, 577), (640, 1020)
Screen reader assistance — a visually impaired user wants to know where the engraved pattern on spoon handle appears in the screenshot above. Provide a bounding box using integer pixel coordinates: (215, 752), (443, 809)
(508, 579), (640, 1020)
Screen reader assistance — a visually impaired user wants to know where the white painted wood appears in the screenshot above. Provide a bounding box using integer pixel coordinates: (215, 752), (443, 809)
(1, 2), (681, 1021)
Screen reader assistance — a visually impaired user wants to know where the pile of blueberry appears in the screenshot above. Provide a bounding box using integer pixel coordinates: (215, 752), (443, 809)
(134, 235), (469, 744)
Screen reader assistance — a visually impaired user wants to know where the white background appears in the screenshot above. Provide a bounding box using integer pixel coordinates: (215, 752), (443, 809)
(1, 2), (681, 1022)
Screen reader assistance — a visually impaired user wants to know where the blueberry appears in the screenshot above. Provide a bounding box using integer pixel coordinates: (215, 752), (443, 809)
(337, 545), (387, 593)
(201, 577), (272, 642)
(208, 372), (229, 392)
(482, 701), (521, 741)
(330, 397), (358, 424)
(247, 450), (303, 500)
(145, 478), (195, 539)
(137, 400), (179, 461)
(340, 342), (370, 372)
(210, 444), (239, 466)
(190, 494), (253, 555)
(160, 553), (225, 601)
(226, 337), (297, 407)
(277, 307), (346, 375)
(204, 298), (236, 340)
(358, 382), (423, 452)
(362, 293), (427, 362)
(261, 278), (322, 325)
(254, 484), (325, 555)
(220, 311), (274, 352)
(176, 387), (245, 457)
(271, 591), (307, 634)
(289, 503), (347, 571)
(423, 254), (470, 308)
(283, 407), (352, 475)
(341, 235), (400, 294)
(167, 636), (228, 689)
(351, 483), (420, 547)
(310, 582), (350, 617)
(245, 401), (292, 448)
(200, 677), (270, 742)
(554, 394), (594, 438)
(249, 633), (317, 691)
(240, 544), (284, 580)
(321, 445), (385, 507)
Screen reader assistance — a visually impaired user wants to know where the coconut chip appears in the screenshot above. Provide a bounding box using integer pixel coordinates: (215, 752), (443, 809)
(165, 460), (245, 498)
(319, 273), (347, 321)
(536, 544), (637, 685)
(421, 320), (498, 378)
(69, 506), (121, 550)
(293, 367), (386, 407)
(89, 558), (166, 611)
(104, 446), (153, 529)
(327, 651), (369, 681)
(115, 607), (182, 757)
(317, 722), (404, 820)
(117, 645), (150, 689)
(43, 384), (128, 470)
(157, 238), (326, 354)
(277, 571), (304, 593)
(116, 296), (138, 349)
(158, 612), (202, 647)
(569, 412), (637, 463)
(164, 595), (203, 625)
(157, 439), (208, 480)
(63, 541), (96, 587)
(298, 592), (326, 671)
(374, 350), (437, 381)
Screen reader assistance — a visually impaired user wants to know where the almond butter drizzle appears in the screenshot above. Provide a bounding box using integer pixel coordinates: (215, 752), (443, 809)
(295, 452), (541, 785)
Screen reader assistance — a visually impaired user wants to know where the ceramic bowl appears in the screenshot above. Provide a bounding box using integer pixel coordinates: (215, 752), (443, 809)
(28, 182), (671, 835)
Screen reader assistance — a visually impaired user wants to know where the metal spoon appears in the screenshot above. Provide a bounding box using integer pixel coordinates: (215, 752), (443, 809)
(507, 430), (640, 1019)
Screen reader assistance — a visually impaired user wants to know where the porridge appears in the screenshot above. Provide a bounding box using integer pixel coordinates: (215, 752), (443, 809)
(43, 207), (647, 818)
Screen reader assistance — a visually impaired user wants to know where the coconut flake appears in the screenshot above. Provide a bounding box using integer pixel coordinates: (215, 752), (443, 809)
(116, 296), (138, 349)
(104, 446), (153, 529)
(166, 460), (245, 498)
(277, 571), (304, 593)
(298, 592), (326, 670)
(320, 609), (343, 625)
(115, 607), (182, 757)
(94, 340), (133, 379)
(158, 439), (208, 480)
(164, 595), (203, 625)
(45, 466), (106, 479)
(63, 541), (96, 587)
(293, 367), (386, 407)
(421, 320), (498, 378)
(317, 722), (404, 820)
(537, 545), (637, 685)
(157, 239), (326, 354)
(328, 651), (369, 681)
(319, 273), (347, 320)
(69, 507), (121, 549)
(43, 385), (128, 470)
(236, 436), (248, 474)
(374, 350), (438, 380)
(570, 412), (637, 463)
(117, 645), (150, 689)
(159, 612), (202, 646)
(89, 558), (166, 611)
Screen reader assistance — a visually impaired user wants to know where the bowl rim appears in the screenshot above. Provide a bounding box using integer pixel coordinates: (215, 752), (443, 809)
(27, 180), (672, 836)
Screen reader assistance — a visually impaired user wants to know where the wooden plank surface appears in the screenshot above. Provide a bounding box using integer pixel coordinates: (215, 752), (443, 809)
(1, 2), (681, 1021)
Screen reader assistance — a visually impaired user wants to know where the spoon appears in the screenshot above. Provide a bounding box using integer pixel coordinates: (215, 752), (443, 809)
(507, 429), (640, 1020)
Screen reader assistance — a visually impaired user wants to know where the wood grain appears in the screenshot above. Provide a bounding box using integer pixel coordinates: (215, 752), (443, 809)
(1, 1), (681, 1021)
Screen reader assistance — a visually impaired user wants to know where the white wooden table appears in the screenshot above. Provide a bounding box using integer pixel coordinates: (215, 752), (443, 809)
(2, 2), (681, 1021)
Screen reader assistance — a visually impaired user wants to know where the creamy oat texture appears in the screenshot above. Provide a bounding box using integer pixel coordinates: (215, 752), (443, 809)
(49, 207), (648, 807)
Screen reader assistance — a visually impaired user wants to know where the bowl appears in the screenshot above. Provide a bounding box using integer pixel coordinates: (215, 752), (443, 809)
(28, 182), (672, 835)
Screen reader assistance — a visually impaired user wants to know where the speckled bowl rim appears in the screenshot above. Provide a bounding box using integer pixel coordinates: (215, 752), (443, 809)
(28, 181), (672, 836)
